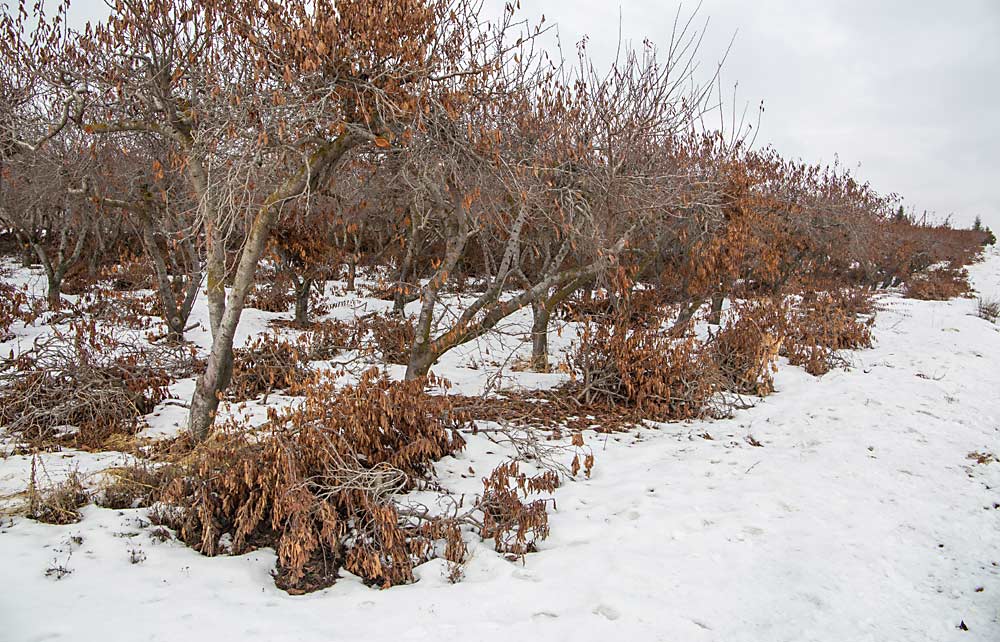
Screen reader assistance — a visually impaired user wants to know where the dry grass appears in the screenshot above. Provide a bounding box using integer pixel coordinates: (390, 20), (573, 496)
(97, 460), (174, 510)
(976, 297), (999, 323)
(26, 459), (89, 525)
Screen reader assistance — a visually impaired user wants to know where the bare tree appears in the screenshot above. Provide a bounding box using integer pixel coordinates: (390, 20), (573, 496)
(0, 133), (91, 308)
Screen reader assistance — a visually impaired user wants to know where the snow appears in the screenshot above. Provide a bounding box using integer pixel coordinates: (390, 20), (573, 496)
(2, 248), (999, 641)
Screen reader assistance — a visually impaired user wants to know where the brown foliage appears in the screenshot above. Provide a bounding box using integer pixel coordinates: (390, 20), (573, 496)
(102, 255), (156, 291)
(554, 289), (664, 327)
(97, 460), (174, 510)
(0, 321), (183, 449)
(299, 319), (363, 360)
(246, 273), (296, 313)
(478, 460), (557, 557)
(904, 266), (972, 301)
(708, 298), (787, 396)
(160, 370), (468, 592)
(784, 289), (875, 376)
(228, 333), (313, 402)
(0, 281), (40, 341)
(78, 287), (162, 331)
(361, 313), (415, 365)
(565, 314), (721, 421)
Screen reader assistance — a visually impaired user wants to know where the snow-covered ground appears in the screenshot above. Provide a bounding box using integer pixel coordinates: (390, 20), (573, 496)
(1, 248), (999, 642)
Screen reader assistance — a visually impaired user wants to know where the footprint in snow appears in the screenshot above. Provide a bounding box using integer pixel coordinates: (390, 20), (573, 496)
(593, 604), (621, 620)
(512, 569), (542, 582)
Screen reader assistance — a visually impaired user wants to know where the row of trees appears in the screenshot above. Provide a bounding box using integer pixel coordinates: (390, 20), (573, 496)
(1, 0), (990, 440)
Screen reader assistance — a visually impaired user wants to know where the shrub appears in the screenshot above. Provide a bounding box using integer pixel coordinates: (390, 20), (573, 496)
(97, 460), (174, 510)
(708, 298), (787, 396)
(159, 370), (469, 593)
(478, 460), (557, 558)
(904, 266), (972, 300)
(0, 282), (39, 341)
(300, 319), (362, 360)
(228, 333), (313, 401)
(246, 271), (294, 312)
(784, 289), (875, 376)
(77, 287), (161, 331)
(362, 313), (415, 365)
(554, 288), (663, 327)
(565, 314), (722, 421)
(102, 255), (156, 291)
(0, 321), (181, 449)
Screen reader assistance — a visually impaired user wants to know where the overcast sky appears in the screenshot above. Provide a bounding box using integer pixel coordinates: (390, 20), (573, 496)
(487, 0), (1000, 229)
(51, 0), (1000, 228)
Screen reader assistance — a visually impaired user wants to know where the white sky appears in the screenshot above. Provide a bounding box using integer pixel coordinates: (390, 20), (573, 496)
(41, 0), (1000, 229)
(489, 0), (1000, 229)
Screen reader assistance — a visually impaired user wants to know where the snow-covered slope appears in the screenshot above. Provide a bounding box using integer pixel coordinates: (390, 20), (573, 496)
(2, 248), (999, 642)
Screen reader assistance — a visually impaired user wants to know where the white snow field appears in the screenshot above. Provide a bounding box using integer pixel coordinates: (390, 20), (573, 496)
(1, 248), (999, 642)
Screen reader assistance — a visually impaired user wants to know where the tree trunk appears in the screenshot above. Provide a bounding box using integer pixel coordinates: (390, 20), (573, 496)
(203, 219), (227, 337)
(294, 277), (312, 326)
(530, 300), (550, 372)
(188, 235), (257, 440)
(345, 256), (357, 292)
(188, 130), (360, 440)
(393, 214), (421, 314)
(138, 214), (199, 341)
(405, 342), (437, 382)
(406, 282), (443, 380)
(46, 273), (62, 309)
(670, 297), (704, 335)
(174, 273), (202, 339)
(404, 203), (469, 381)
(34, 244), (62, 310)
(707, 291), (725, 325)
(188, 344), (235, 441)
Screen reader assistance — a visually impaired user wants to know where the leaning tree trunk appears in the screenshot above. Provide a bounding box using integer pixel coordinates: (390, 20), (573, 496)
(188, 216), (269, 441)
(405, 204), (469, 381)
(171, 275), (202, 340)
(670, 296), (705, 335)
(188, 131), (359, 440)
(32, 227), (87, 310)
(138, 214), (201, 341)
(188, 155), (227, 338)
